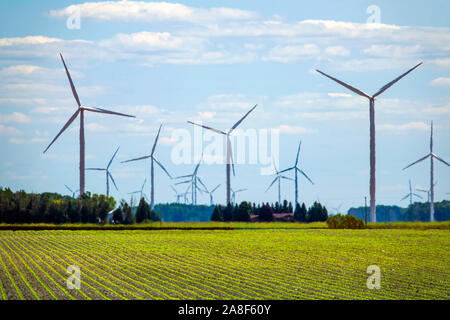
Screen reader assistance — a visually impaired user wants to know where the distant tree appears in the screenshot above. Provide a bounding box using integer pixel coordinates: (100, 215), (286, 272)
(307, 202), (328, 222)
(223, 204), (233, 222)
(136, 197), (151, 223)
(259, 204), (274, 222)
(294, 203), (307, 222)
(288, 201), (293, 213)
(122, 200), (135, 225)
(211, 205), (223, 221)
(234, 201), (251, 222)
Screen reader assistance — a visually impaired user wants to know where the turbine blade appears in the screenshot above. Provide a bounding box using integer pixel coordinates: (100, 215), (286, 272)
(43, 109), (80, 153)
(211, 184), (221, 193)
(108, 172), (118, 191)
(174, 180), (191, 186)
(229, 104), (258, 134)
(64, 184), (73, 193)
(412, 193), (422, 199)
(281, 176), (294, 181)
(107, 146), (120, 169)
(265, 177), (279, 192)
(174, 174), (193, 179)
(85, 168), (106, 171)
(433, 154), (450, 167)
(60, 53), (81, 107)
(402, 154), (431, 170)
(295, 140), (302, 166)
(170, 185), (177, 194)
(298, 168), (314, 184)
(197, 177), (208, 192)
(151, 124), (162, 156)
(400, 194), (409, 201)
(236, 188), (247, 193)
(84, 106), (135, 118)
(316, 69), (371, 99)
(121, 155), (151, 163)
(153, 156), (172, 178)
(373, 62), (422, 98)
(227, 138), (235, 176)
(187, 121), (226, 135)
(278, 166), (295, 174)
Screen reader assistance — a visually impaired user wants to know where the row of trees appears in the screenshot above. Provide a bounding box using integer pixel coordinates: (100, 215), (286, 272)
(211, 201), (328, 222)
(348, 201), (450, 222)
(0, 188), (116, 224)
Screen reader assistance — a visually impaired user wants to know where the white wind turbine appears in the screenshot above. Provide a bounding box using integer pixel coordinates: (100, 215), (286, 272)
(231, 188), (247, 205)
(403, 121), (449, 221)
(316, 62), (422, 222)
(400, 179), (422, 206)
(128, 178), (147, 201)
(85, 146), (120, 197)
(64, 184), (79, 198)
(121, 124), (172, 210)
(187, 104), (257, 205)
(174, 155), (207, 205)
(170, 185), (183, 203)
(265, 160), (294, 204)
(208, 184), (221, 206)
(43, 54), (135, 195)
(278, 140), (313, 206)
(417, 181), (437, 202)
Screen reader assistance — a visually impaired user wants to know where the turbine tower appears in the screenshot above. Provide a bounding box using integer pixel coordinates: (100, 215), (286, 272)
(64, 184), (79, 198)
(316, 62), (422, 222)
(43, 54), (135, 195)
(400, 179), (422, 205)
(121, 124), (172, 210)
(187, 104), (257, 205)
(208, 184), (221, 206)
(278, 141), (314, 206)
(265, 160), (294, 204)
(403, 121), (449, 221)
(231, 188), (247, 205)
(85, 146), (120, 197)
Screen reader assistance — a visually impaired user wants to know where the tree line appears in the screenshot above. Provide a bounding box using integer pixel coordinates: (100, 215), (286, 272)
(211, 201), (328, 222)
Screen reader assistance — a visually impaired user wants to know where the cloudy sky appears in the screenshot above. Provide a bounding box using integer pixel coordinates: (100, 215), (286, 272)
(1, 0), (449, 211)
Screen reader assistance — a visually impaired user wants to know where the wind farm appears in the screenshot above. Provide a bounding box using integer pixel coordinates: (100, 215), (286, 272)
(1, 0), (449, 304)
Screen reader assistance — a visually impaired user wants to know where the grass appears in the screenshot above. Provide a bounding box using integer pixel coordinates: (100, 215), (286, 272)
(0, 228), (448, 300)
(0, 221), (449, 230)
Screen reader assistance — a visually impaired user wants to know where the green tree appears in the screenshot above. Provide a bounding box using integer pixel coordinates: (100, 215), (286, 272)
(234, 201), (251, 222)
(136, 197), (151, 223)
(211, 205), (223, 221)
(259, 204), (274, 222)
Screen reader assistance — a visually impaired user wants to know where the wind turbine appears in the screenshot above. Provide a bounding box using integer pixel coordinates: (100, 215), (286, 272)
(85, 146), (120, 197)
(400, 179), (422, 205)
(231, 188), (247, 205)
(331, 203), (343, 214)
(187, 104), (257, 205)
(174, 155), (207, 205)
(121, 124), (171, 210)
(128, 178), (147, 201)
(64, 184), (79, 198)
(316, 62), (422, 222)
(278, 141), (314, 206)
(170, 185), (183, 203)
(416, 181), (437, 202)
(43, 54), (135, 195)
(403, 121), (449, 221)
(208, 184), (221, 206)
(265, 160), (294, 204)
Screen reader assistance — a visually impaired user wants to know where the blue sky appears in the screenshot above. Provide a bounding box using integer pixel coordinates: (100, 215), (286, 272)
(0, 0), (449, 212)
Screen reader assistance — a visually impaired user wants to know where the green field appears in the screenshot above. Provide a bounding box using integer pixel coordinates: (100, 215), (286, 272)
(0, 228), (449, 300)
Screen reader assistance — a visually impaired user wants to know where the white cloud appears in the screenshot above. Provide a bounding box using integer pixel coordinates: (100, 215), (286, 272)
(325, 46), (350, 57)
(99, 32), (189, 52)
(0, 36), (60, 46)
(263, 44), (320, 63)
(328, 93), (352, 98)
(49, 1), (259, 23)
(8, 137), (46, 144)
(429, 77), (450, 87)
(362, 45), (422, 58)
(0, 125), (22, 136)
(0, 112), (31, 123)
(378, 122), (429, 132)
(274, 125), (316, 134)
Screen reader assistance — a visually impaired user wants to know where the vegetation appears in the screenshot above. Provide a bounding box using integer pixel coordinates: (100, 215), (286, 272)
(0, 228), (448, 299)
(327, 214), (365, 229)
(348, 201), (450, 222)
